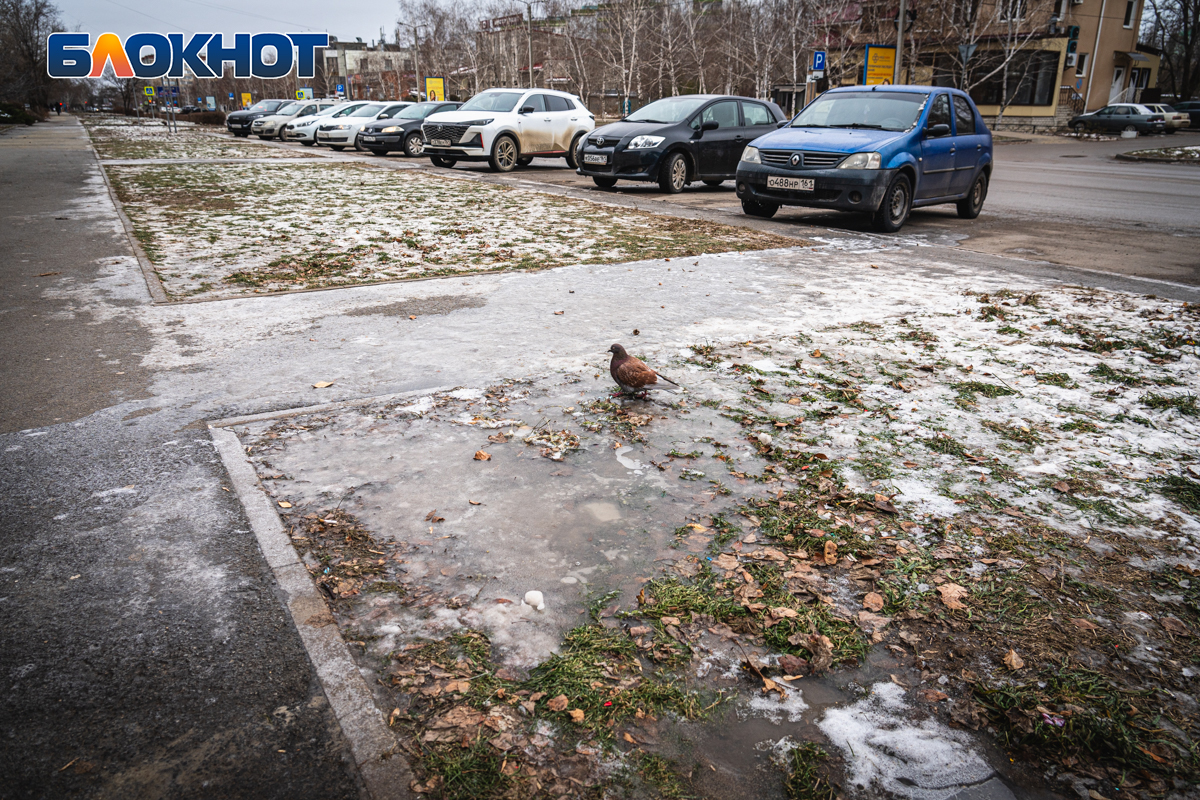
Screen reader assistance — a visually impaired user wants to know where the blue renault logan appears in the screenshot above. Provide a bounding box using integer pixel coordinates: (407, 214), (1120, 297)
(735, 85), (992, 232)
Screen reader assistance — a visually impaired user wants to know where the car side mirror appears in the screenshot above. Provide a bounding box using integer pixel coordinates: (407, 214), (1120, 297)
(702, 120), (720, 131)
(520, 106), (534, 115)
(926, 123), (951, 137)
(777, 119), (789, 128)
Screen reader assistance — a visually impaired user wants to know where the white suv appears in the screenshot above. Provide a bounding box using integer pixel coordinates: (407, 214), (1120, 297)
(421, 88), (594, 172)
(252, 99), (338, 140)
(286, 102), (370, 146)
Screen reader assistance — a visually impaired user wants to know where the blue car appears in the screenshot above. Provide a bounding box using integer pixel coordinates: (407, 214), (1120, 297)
(735, 85), (993, 232)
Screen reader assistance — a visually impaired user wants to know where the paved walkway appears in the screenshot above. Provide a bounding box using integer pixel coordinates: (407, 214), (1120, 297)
(0, 118), (362, 800)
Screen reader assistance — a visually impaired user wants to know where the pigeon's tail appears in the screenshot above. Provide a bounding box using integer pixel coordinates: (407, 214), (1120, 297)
(655, 372), (680, 387)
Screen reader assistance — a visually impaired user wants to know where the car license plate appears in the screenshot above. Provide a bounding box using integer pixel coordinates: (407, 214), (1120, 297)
(430, 138), (451, 147)
(767, 176), (815, 191)
(583, 153), (608, 165)
(362, 136), (377, 142)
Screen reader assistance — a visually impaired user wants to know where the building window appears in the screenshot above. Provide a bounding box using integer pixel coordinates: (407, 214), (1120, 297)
(1076, 52), (1088, 76)
(969, 49), (1060, 106)
(1001, 0), (1027, 20)
(1123, 0), (1136, 26)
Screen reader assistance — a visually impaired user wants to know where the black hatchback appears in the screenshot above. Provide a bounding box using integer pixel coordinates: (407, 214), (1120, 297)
(576, 95), (786, 192)
(358, 101), (463, 156)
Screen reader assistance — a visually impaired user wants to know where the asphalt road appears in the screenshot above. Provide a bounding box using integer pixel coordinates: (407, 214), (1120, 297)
(0, 119), (362, 800)
(414, 129), (1200, 286)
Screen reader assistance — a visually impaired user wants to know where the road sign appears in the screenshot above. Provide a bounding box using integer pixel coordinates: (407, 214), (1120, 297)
(296, 87), (313, 100)
(336, 83), (344, 94)
(143, 86), (154, 96)
(228, 92), (234, 100)
(812, 51), (826, 71)
(959, 44), (978, 64)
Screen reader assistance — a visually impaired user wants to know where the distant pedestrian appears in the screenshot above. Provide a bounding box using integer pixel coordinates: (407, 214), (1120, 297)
(55, 103), (62, 115)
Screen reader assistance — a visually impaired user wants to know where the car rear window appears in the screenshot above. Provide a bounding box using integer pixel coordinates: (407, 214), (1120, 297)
(742, 102), (774, 126)
(953, 96), (976, 134)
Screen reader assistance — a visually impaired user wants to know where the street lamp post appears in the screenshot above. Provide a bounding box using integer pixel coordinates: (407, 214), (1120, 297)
(401, 22), (429, 100)
(516, 0), (543, 89)
(894, 0), (907, 85)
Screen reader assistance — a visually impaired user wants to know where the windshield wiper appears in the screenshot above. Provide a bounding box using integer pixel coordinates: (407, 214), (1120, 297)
(830, 123), (885, 129)
(791, 123), (833, 128)
(630, 118), (668, 123)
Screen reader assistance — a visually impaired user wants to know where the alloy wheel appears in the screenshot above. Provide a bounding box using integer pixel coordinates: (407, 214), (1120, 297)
(669, 157), (687, 191)
(496, 138), (517, 169)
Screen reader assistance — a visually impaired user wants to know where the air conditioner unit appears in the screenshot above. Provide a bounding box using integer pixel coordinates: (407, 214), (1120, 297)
(1066, 52), (1078, 67)
(1071, 0), (1083, 5)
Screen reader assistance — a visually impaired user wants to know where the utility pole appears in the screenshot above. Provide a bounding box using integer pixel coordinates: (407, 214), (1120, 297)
(516, 0), (543, 89)
(401, 22), (429, 100)
(893, 0), (907, 85)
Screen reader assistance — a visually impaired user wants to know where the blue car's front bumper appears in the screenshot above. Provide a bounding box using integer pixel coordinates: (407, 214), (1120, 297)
(735, 163), (894, 212)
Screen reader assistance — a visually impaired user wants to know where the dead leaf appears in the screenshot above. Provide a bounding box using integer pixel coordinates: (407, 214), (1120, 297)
(1003, 649), (1025, 671)
(623, 732), (637, 744)
(921, 689), (949, 702)
(823, 540), (838, 565)
(936, 583), (969, 611)
(812, 349), (822, 358)
(873, 494), (898, 514)
(469, 499), (482, 505)
(890, 674), (909, 689)
(554, 311), (565, 316)
(277, 500), (292, 508)
(779, 654), (808, 675)
(1160, 616), (1189, 636)
(787, 397), (802, 405)
(713, 553), (739, 572)
(487, 433), (509, 444)
(1070, 618), (1100, 632)
(762, 677), (784, 696)
(628, 626), (651, 636)
(312, 381), (335, 389)
(1052, 481), (1070, 493)
(474, 450), (491, 461)
(547, 695), (569, 712)
(863, 592), (884, 612)
(495, 598), (512, 604)
(568, 708), (584, 722)
(410, 776), (443, 793)
(424, 510), (445, 523)
(806, 634), (834, 673)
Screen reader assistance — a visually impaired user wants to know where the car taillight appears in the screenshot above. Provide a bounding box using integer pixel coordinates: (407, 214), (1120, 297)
(1150, 116), (1163, 122)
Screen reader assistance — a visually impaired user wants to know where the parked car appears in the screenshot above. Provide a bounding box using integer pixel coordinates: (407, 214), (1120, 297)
(252, 99), (338, 140)
(576, 94), (786, 192)
(421, 89), (595, 171)
(180, 105), (202, 114)
(1171, 100), (1200, 127)
(226, 99), (290, 137)
(1143, 103), (1190, 133)
(1068, 104), (1166, 134)
(317, 102), (410, 151)
(285, 102), (369, 146)
(735, 85), (993, 233)
(357, 101), (463, 156)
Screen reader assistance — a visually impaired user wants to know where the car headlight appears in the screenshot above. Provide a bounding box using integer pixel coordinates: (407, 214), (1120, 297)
(838, 152), (882, 169)
(626, 135), (664, 150)
(740, 145), (761, 164)
(331, 124), (350, 130)
(380, 126), (402, 134)
(464, 118), (494, 127)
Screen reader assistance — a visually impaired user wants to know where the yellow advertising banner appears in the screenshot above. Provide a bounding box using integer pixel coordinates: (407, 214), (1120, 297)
(240, 92), (252, 109)
(863, 45), (896, 85)
(425, 77), (446, 102)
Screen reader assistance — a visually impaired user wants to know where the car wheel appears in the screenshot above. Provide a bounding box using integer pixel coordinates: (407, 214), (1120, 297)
(956, 172), (988, 220)
(1071, 122), (1085, 132)
(330, 145), (345, 151)
(517, 156), (534, 167)
(403, 132), (425, 157)
(871, 173), (912, 233)
(1123, 125), (1137, 132)
(368, 148), (388, 156)
(429, 156), (457, 168)
(301, 140), (315, 146)
(592, 176), (618, 189)
(566, 132), (585, 169)
(277, 130), (287, 141)
(741, 199), (778, 218)
(658, 151), (688, 193)
(703, 179), (724, 187)
(489, 135), (519, 172)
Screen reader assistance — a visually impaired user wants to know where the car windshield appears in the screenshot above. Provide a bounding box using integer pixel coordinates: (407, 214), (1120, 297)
(792, 91), (928, 131)
(625, 96), (708, 123)
(274, 101), (303, 116)
(248, 100), (285, 112)
(459, 92), (524, 112)
(330, 104), (367, 117)
(349, 104), (386, 117)
(397, 103), (444, 120)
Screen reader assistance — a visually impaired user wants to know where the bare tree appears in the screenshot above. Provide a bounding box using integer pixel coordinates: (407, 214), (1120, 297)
(1143, 0), (1200, 99)
(0, 0), (64, 109)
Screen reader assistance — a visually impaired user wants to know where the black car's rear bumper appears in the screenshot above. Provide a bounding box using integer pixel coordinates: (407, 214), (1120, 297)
(735, 163), (893, 212)
(576, 145), (663, 181)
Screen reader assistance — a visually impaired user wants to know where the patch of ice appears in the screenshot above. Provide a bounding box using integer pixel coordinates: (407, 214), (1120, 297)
(91, 487), (136, 498)
(818, 681), (993, 799)
(747, 359), (786, 373)
(745, 682), (809, 723)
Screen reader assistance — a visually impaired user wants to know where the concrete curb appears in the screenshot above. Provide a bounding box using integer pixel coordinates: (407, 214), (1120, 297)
(209, 386), (455, 429)
(1114, 151), (1200, 165)
(79, 120), (171, 304)
(209, 424), (414, 800)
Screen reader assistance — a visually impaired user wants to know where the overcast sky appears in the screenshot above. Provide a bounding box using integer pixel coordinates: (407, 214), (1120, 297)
(56, 0), (404, 43)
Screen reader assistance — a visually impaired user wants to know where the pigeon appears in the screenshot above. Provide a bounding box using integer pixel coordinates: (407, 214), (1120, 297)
(608, 343), (680, 397)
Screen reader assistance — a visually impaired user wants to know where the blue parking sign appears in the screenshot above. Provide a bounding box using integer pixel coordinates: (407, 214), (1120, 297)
(812, 51), (827, 71)
(336, 83), (344, 93)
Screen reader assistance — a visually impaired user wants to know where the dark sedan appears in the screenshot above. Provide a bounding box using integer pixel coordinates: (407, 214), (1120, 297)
(358, 101), (462, 156)
(576, 94), (786, 192)
(1068, 103), (1166, 134)
(226, 99), (289, 137)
